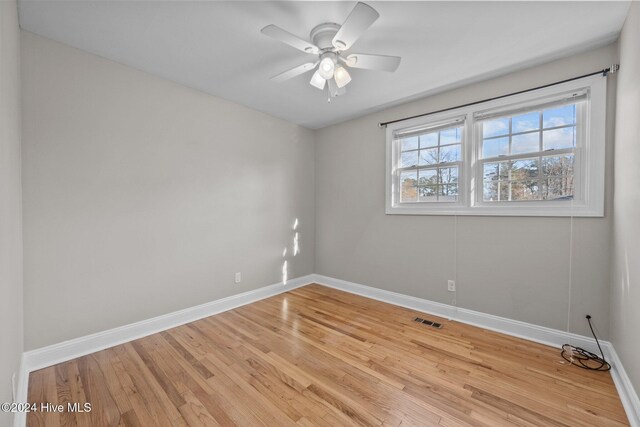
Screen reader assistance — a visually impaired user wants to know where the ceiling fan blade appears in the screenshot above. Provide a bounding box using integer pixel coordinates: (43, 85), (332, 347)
(332, 2), (379, 50)
(344, 53), (401, 72)
(271, 62), (318, 83)
(328, 78), (346, 97)
(261, 25), (320, 55)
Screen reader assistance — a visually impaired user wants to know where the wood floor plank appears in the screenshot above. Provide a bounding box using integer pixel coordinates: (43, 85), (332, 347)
(106, 347), (157, 426)
(28, 284), (629, 426)
(139, 334), (239, 426)
(177, 391), (221, 427)
(116, 344), (187, 426)
(27, 368), (47, 427)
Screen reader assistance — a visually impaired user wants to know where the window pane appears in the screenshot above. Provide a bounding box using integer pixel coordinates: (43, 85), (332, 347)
(543, 177), (574, 200)
(439, 144), (460, 163)
(483, 163), (499, 181)
(484, 181), (513, 201)
(498, 162), (510, 180)
(543, 104), (576, 128)
(439, 167), (458, 184)
(400, 150), (419, 168)
(483, 117), (509, 138)
(440, 127), (462, 145)
(483, 137), (509, 158)
(499, 182), (510, 201)
(400, 170), (417, 202)
(419, 148), (439, 165)
(543, 127), (575, 150)
(511, 159), (539, 180)
(484, 161), (509, 181)
(510, 181), (540, 201)
(511, 132), (539, 155)
(542, 154), (574, 177)
(440, 184), (458, 201)
(483, 182), (499, 201)
(418, 185), (438, 202)
(512, 112), (540, 133)
(419, 132), (438, 148)
(401, 136), (419, 151)
(417, 168), (437, 185)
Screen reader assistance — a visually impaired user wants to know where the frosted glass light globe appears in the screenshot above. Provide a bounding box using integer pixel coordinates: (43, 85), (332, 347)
(318, 56), (335, 80)
(334, 66), (352, 88)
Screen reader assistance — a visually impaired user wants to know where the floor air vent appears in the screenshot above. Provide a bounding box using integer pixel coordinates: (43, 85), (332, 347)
(414, 317), (443, 329)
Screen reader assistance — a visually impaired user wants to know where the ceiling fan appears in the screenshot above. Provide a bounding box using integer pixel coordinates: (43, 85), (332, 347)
(261, 2), (401, 99)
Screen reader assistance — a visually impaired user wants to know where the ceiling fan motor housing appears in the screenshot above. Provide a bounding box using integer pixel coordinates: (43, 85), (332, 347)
(310, 23), (341, 51)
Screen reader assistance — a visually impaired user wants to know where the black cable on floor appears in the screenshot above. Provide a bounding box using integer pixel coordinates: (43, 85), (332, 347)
(561, 315), (611, 371)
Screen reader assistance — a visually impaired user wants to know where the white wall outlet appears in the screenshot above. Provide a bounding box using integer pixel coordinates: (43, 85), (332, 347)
(447, 280), (456, 292)
(234, 272), (241, 284)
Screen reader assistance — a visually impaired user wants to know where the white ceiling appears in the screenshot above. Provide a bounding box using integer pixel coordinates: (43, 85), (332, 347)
(18, 1), (630, 129)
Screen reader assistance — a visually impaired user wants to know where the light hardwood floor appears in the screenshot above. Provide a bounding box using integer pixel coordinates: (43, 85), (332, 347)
(27, 284), (628, 426)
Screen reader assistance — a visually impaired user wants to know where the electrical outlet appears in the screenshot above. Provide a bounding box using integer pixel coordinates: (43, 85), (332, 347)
(447, 280), (456, 292)
(234, 272), (241, 284)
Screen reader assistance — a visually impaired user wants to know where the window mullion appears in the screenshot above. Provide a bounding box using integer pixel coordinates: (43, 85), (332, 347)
(538, 111), (543, 199)
(436, 130), (441, 201)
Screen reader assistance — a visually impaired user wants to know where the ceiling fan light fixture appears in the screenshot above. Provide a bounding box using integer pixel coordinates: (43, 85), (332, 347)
(318, 55), (335, 80)
(310, 70), (326, 90)
(334, 65), (351, 88)
(261, 2), (401, 101)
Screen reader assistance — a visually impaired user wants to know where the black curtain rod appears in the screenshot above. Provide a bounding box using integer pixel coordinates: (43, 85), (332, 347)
(378, 65), (619, 128)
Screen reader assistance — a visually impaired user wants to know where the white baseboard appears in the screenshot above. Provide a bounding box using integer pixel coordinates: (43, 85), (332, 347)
(607, 345), (640, 427)
(18, 274), (314, 380)
(311, 274), (639, 426)
(13, 355), (28, 427)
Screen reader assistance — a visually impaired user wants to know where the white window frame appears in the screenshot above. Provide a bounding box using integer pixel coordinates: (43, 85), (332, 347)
(385, 74), (606, 217)
(390, 114), (467, 210)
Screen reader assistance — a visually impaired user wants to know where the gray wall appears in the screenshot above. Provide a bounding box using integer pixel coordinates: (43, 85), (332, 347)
(21, 32), (315, 350)
(611, 1), (640, 398)
(0, 0), (23, 424)
(315, 44), (617, 338)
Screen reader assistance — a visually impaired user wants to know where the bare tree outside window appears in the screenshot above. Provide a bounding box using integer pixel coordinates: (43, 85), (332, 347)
(399, 125), (462, 203)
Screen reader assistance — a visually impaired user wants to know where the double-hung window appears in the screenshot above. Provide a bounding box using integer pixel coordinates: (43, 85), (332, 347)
(396, 119), (464, 204)
(477, 100), (581, 203)
(386, 75), (606, 216)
